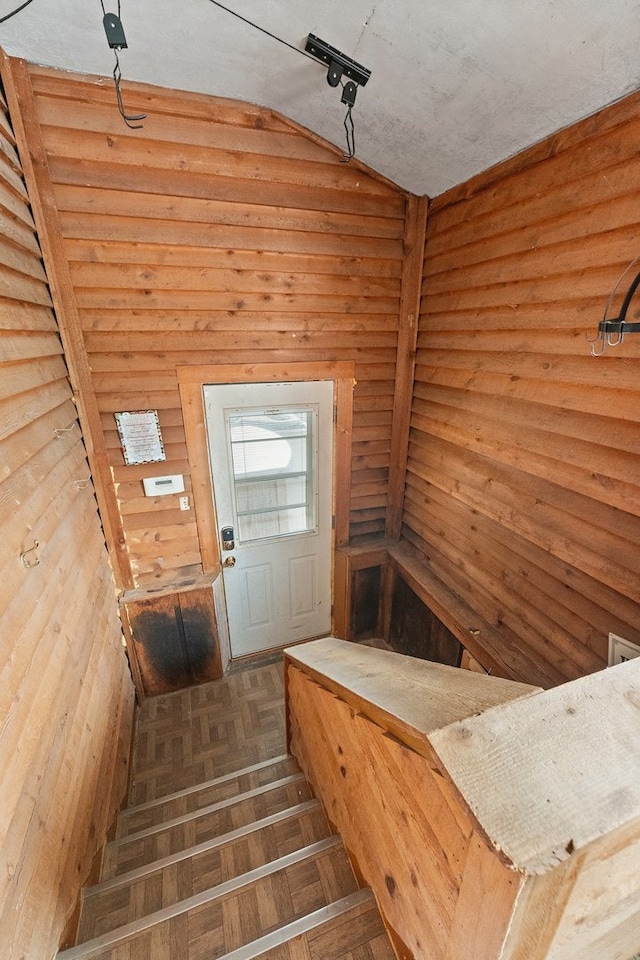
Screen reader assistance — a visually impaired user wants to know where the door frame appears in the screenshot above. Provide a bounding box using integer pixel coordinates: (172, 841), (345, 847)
(177, 362), (355, 585)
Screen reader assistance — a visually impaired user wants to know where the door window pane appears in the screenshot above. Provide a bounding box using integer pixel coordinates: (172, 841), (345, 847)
(227, 410), (316, 542)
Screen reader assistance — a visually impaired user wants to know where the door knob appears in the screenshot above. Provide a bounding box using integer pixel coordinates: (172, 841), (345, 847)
(223, 556), (236, 568)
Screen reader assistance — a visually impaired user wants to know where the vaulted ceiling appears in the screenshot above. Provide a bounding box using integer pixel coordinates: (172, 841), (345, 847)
(2, 0), (639, 196)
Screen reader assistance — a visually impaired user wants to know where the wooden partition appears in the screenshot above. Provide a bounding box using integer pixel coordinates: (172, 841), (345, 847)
(287, 638), (640, 960)
(5, 60), (414, 595)
(410, 90), (640, 683)
(0, 60), (134, 959)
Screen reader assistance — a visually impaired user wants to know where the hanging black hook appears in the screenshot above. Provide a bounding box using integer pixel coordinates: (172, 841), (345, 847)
(588, 263), (640, 356)
(112, 48), (146, 129)
(101, 0), (146, 130)
(340, 81), (357, 162)
(341, 105), (355, 162)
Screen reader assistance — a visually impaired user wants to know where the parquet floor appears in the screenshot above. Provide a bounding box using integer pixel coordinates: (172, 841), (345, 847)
(130, 658), (287, 804)
(63, 655), (395, 960)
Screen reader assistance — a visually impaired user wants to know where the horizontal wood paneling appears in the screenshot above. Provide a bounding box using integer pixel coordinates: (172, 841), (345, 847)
(25, 64), (408, 586)
(0, 64), (134, 960)
(410, 91), (640, 684)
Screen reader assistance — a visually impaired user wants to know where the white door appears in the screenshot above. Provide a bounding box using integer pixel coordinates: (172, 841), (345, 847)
(203, 380), (334, 657)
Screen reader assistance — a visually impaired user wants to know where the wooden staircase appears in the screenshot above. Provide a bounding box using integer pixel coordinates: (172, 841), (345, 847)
(58, 660), (395, 960)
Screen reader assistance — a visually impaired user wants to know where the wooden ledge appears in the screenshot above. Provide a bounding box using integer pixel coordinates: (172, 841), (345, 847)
(385, 541), (562, 688)
(336, 538), (561, 688)
(334, 539), (392, 568)
(119, 571), (219, 604)
(429, 656), (640, 875)
(285, 637), (539, 760)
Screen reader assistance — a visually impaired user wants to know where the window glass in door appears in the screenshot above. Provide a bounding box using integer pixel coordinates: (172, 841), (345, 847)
(228, 410), (316, 542)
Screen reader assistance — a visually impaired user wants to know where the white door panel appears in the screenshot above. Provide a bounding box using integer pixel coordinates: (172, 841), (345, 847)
(204, 380), (333, 657)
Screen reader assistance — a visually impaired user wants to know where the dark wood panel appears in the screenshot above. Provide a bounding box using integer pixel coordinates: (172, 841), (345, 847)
(352, 565), (382, 639)
(388, 572), (462, 667)
(123, 584), (222, 697)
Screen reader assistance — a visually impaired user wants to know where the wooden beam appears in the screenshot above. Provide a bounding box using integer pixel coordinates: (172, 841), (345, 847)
(386, 194), (428, 539)
(286, 636), (538, 758)
(333, 372), (354, 547)
(177, 376), (221, 575)
(1, 54), (133, 588)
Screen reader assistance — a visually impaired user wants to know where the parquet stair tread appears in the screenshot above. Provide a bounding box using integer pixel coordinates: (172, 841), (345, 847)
(60, 660), (396, 960)
(78, 799), (333, 940)
(102, 774), (312, 880)
(116, 756), (299, 837)
(62, 837), (357, 958)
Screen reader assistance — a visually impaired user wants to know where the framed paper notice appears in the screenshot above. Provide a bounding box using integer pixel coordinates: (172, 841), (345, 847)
(115, 410), (166, 465)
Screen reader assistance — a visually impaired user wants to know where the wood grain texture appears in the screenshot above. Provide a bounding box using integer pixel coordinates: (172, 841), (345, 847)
(80, 801), (332, 940)
(122, 583), (223, 697)
(408, 86), (640, 684)
(386, 194), (428, 539)
(79, 838), (356, 958)
(19, 62), (409, 590)
(4, 55), (132, 588)
(0, 58), (134, 960)
(287, 659), (523, 960)
(429, 657), (640, 876)
(288, 639), (640, 960)
(129, 659), (288, 804)
(429, 656), (640, 960)
(285, 636), (538, 758)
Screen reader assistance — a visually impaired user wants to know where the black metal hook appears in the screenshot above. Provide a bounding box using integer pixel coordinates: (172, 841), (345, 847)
(589, 268), (640, 355)
(112, 48), (146, 130)
(341, 105), (356, 162)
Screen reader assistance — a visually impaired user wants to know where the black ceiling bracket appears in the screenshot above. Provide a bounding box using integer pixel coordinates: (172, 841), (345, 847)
(305, 34), (371, 88)
(327, 59), (343, 87)
(103, 12), (128, 49)
(341, 81), (358, 108)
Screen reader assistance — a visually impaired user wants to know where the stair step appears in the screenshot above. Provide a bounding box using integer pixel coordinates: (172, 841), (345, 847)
(101, 774), (311, 880)
(117, 755), (297, 838)
(59, 838), (359, 959)
(129, 665), (287, 807)
(216, 890), (395, 960)
(78, 799), (331, 941)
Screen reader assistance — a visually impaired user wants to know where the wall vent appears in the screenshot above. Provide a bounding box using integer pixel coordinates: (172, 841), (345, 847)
(608, 633), (640, 667)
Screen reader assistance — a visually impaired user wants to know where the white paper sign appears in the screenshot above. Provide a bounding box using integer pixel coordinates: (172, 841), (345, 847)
(115, 410), (166, 465)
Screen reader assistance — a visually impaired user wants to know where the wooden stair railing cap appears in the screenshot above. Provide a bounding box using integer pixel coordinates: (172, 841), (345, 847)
(284, 636), (540, 759)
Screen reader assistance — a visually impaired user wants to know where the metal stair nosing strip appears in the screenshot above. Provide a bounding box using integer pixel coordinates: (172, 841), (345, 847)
(84, 799), (323, 897)
(204, 889), (375, 960)
(122, 754), (292, 818)
(106, 772), (307, 847)
(59, 835), (343, 960)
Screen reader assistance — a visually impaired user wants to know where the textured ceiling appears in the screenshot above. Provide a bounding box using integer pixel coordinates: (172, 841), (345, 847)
(1, 0), (639, 196)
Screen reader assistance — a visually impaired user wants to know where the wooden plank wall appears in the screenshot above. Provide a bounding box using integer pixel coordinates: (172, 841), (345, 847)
(23, 64), (408, 588)
(0, 67), (135, 958)
(410, 91), (640, 686)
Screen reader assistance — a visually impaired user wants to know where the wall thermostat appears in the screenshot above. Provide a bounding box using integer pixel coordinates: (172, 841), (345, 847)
(142, 474), (185, 496)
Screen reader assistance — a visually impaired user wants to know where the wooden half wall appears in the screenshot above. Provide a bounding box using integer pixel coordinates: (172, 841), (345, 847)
(0, 57), (134, 959)
(409, 90), (640, 685)
(287, 639), (640, 960)
(5, 59), (418, 594)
